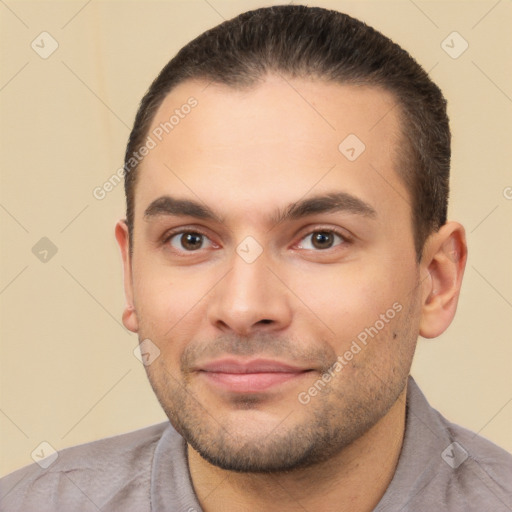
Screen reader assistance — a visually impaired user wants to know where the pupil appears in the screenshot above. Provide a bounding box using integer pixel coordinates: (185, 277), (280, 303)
(313, 231), (333, 249)
(183, 233), (202, 250)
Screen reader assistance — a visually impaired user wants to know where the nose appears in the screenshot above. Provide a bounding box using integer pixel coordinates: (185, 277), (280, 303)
(207, 250), (293, 336)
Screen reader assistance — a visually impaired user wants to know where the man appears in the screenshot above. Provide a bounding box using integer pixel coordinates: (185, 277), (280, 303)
(1, 4), (511, 511)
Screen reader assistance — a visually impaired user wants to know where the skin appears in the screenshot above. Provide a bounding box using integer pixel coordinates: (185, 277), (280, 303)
(115, 75), (467, 512)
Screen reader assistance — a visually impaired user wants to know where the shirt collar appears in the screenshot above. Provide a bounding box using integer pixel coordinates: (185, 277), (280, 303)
(374, 376), (452, 511)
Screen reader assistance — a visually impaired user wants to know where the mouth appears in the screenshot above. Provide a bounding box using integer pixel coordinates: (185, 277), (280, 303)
(196, 358), (313, 393)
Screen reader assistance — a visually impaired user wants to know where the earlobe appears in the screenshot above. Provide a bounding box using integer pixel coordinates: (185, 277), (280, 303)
(419, 222), (467, 339)
(122, 304), (139, 333)
(115, 220), (139, 333)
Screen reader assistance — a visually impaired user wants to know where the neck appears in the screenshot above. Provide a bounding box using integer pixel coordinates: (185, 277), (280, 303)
(187, 386), (407, 512)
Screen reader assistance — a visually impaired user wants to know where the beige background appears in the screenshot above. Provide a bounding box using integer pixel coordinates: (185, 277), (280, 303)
(1, 0), (511, 477)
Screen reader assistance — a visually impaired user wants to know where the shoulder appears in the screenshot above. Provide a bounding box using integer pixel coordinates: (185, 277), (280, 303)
(405, 379), (512, 510)
(443, 416), (512, 496)
(0, 421), (171, 512)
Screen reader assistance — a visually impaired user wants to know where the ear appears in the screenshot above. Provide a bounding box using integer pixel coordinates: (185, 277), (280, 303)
(115, 219), (139, 333)
(419, 221), (467, 339)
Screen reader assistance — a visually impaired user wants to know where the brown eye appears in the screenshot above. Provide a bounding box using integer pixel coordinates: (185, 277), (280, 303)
(298, 230), (345, 250)
(169, 232), (211, 251)
(312, 231), (335, 249)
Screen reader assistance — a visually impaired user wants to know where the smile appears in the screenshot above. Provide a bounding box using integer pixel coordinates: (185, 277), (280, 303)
(197, 358), (312, 393)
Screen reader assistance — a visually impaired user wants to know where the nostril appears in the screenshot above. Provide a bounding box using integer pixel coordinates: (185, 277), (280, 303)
(259, 319), (273, 325)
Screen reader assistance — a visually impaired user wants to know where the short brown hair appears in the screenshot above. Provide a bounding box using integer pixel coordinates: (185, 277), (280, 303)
(124, 5), (450, 260)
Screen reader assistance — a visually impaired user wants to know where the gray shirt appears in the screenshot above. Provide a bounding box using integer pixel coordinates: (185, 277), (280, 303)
(1, 377), (511, 511)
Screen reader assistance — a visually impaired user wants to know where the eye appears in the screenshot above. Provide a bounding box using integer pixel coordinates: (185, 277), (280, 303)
(297, 230), (346, 250)
(168, 231), (214, 251)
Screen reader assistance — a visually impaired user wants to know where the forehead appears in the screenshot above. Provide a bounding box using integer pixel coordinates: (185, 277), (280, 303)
(134, 76), (409, 226)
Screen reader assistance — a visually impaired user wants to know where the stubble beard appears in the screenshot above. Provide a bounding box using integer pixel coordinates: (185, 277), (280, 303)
(140, 293), (419, 473)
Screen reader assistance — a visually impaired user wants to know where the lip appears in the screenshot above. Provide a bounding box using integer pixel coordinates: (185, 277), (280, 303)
(199, 358), (307, 374)
(197, 358), (312, 393)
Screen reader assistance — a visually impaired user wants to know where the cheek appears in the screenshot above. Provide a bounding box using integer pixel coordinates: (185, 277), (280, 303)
(132, 262), (212, 341)
(290, 266), (392, 329)
(289, 258), (417, 352)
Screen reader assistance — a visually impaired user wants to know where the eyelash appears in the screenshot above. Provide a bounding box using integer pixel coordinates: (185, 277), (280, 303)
(161, 226), (352, 254)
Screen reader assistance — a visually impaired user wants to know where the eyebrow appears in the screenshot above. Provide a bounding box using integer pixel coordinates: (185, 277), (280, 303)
(143, 192), (377, 225)
(144, 196), (223, 222)
(274, 191), (376, 224)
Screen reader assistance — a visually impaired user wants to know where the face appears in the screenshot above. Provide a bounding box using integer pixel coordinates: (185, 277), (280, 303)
(118, 76), (424, 472)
